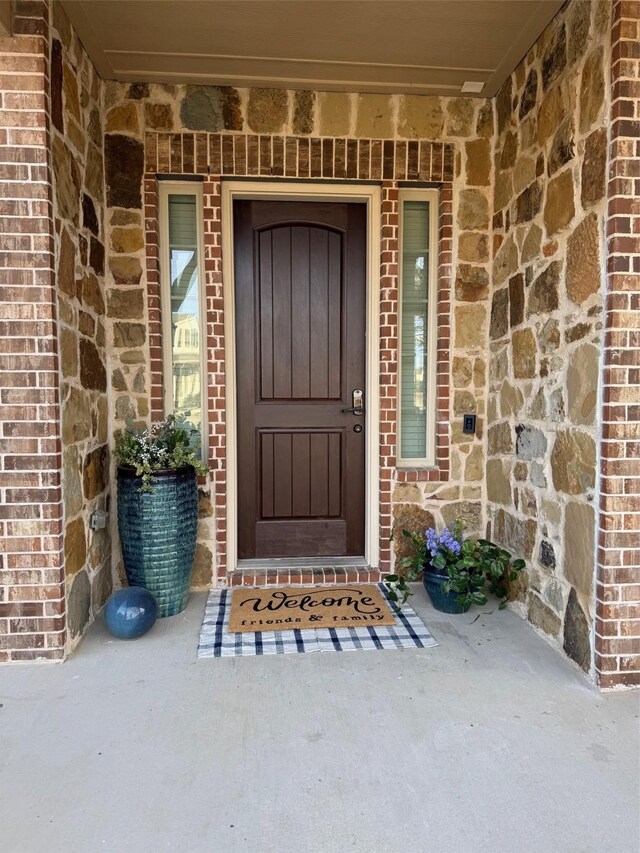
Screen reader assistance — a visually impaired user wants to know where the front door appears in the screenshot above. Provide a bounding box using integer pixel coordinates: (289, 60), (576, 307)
(234, 200), (366, 559)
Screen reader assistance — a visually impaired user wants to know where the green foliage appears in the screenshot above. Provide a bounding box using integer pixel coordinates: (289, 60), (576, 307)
(114, 414), (210, 492)
(384, 521), (525, 612)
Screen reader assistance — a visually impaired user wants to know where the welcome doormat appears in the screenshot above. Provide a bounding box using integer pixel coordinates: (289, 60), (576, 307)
(228, 584), (396, 633)
(197, 584), (438, 657)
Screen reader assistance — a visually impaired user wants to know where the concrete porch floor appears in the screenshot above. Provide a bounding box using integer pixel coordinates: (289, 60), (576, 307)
(1, 588), (638, 853)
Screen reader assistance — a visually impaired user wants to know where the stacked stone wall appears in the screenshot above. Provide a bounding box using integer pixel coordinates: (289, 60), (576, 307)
(3, 0), (635, 680)
(50, 2), (111, 648)
(102, 84), (495, 583)
(487, 0), (612, 674)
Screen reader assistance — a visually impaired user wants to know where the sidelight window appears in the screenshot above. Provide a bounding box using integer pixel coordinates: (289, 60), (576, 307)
(397, 189), (439, 467)
(159, 182), (206, 446)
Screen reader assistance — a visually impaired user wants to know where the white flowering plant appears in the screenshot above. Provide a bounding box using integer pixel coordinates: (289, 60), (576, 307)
(114, 414), (209, 492)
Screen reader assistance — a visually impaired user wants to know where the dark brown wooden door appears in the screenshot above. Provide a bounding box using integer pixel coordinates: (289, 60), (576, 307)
(234, 200), (366, 559)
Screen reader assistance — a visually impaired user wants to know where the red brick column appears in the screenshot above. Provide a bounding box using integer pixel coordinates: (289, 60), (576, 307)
(143, 176), (163, 422)
(378, 181), (399, 573)
(596, 0), (640, 687)
(202, 179), (227, 582)
(0, 1), (66, 660)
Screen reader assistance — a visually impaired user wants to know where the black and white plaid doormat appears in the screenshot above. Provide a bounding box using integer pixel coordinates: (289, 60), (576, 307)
(197, 584), (438, 657)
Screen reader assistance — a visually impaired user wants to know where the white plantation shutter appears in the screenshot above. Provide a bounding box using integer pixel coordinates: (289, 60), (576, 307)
(168, 194), (197, 250)
(168, 194), (199, 313)
(161, 188), (205, 439)
(400, 201), (429, 459)
(398, 193), (437, 465)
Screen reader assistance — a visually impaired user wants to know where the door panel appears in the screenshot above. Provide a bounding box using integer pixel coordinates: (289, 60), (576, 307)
(257, 226), (343, 401)
(259, 430), (342, 519)
(235, 200), (366, 559)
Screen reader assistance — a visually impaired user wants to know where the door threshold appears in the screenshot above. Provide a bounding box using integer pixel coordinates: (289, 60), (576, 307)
(230, 561), (382, 588)
(236, 556), (368, 571)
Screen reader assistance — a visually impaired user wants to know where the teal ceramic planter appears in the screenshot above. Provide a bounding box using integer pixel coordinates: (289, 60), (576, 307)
(117, 466), (198, 617)
(422, 567), (471, 614)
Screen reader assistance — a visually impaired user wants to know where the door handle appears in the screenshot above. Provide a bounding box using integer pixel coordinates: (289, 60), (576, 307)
(342, 389), (364, 416)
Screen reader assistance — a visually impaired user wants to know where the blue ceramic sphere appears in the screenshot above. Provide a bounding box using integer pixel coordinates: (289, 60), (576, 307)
(104, 587), (158, 640)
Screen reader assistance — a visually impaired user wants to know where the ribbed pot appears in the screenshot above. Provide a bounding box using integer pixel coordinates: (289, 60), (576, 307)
(117, 466), (198, 617)
(422, 564), (470, 615)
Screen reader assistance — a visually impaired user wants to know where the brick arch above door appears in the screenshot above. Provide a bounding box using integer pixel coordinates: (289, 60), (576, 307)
(143, 133), (455, 184)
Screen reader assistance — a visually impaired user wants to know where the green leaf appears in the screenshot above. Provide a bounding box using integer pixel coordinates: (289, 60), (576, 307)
(386, 574), (399, 583)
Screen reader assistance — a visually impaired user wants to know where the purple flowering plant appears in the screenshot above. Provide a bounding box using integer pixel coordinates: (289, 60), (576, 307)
(425, 522), (463, 565)
(384, 520), (525, 610)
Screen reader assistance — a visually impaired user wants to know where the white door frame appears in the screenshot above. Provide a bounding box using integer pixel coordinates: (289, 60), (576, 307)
(221, 181), (381, 573)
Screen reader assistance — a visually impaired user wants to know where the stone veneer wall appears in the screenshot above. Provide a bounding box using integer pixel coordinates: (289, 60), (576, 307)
(487, 0), (612, 675)
(2, 0), (635, 677)
(50, 2), (111, 649)
(0, 0), (111, 660)
(102, 84), (496, 585)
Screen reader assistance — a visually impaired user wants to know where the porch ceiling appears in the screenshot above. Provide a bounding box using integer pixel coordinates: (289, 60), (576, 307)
(61, 0), (564, 98)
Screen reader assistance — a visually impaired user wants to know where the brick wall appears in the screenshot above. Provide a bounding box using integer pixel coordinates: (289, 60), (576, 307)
(143, 176), (162, 423)
(596, 0), (640, 688)
(134, 137), (457, 584)
(0, 0), (66, 660)
(202, 180), (226, 582)
(378, 182), (400, 576)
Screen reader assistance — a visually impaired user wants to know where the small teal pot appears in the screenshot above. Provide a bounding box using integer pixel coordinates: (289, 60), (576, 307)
(117, 466), (198, 618)
(422, 566), (471, 614)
